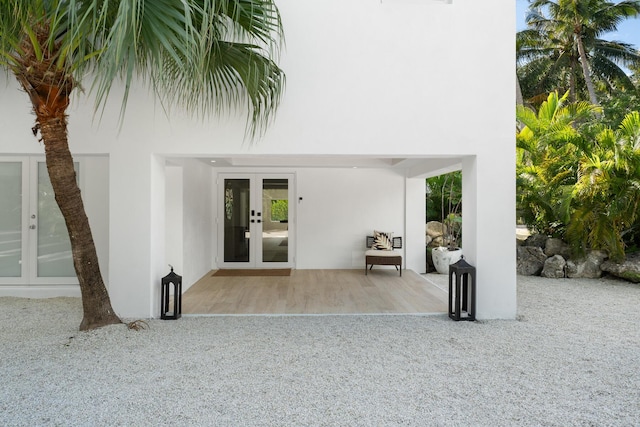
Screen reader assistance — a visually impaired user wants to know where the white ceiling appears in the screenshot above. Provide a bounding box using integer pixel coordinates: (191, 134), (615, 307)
(192, 155), (463, 178)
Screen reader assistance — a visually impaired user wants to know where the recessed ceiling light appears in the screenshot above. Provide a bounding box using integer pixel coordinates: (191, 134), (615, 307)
(210, 160), (216, 163)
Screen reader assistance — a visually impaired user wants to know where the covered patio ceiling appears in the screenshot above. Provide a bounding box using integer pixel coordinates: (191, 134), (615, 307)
(194, 155), (465, 179)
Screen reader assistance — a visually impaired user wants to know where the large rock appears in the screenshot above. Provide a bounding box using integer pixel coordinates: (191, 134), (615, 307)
(541, 255), (566, 278)
(544, 238), (571, 258)
(428, 236), (445, 248)
(517, 246), (548, 276)
(566, 250), (608, 279)
(426, 221), (446, 238)
(524, 234), (549, 249)
(516, 226), (531, 242)
(601, 253), (640, 283)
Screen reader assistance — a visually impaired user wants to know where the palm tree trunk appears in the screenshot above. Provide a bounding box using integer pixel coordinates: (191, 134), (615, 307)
(569, 59), (577, 103)
(13, 25), (121, 330)
(516, 72), (524, 106)
(39, 116), (122, 331)
(576, 36), (599, 106)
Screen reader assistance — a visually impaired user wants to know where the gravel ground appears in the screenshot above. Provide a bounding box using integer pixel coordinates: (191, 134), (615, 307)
(1, 275), (639, 426)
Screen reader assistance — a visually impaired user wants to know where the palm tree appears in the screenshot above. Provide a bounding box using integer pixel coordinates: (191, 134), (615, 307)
(0, 0), (285, 330)
(517, 0), (640, 105)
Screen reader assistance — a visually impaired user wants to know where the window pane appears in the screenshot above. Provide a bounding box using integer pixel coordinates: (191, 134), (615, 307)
(224, 179), (250, 262)
(0, 163), (22, 277)
(262, 179), (288, 263)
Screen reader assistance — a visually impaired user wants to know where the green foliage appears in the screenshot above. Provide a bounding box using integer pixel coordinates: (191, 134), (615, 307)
(600, 89), (640, 128)
(270, 199), (288, 222)
(426, 171), (462, 248)
(517, 92), (640, 260)
(0, 0), (285, 136)
(517, 0), (640, 105)
(517, 0), (640, 247)
(426, 171), (461, 223)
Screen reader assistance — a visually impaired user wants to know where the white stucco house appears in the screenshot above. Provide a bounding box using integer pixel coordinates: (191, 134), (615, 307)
(0, 0), (515, 319)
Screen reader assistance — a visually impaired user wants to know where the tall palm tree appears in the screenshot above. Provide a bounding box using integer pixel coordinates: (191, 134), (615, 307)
(0, 0), (285, 330)
(517, 0), (640, 105)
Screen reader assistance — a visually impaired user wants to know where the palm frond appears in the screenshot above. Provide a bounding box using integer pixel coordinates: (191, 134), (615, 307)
(0, 0), (286, 137)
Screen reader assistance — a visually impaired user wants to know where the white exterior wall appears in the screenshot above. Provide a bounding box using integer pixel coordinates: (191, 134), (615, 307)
(181, 160), (213, 292)
(165, 165), (184, 276)
(0, 0), (516, 319)
(405, 177), (427, 274)
(295, 168), (405, 269)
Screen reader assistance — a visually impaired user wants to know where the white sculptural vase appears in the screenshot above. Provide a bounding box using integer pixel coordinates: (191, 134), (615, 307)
(432, 246), (463, 274)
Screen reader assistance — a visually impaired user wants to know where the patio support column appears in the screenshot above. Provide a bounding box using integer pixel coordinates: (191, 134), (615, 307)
(405, 175), (426, 273)
(108, 150), (166, 318)
(462, 155), (516, 319)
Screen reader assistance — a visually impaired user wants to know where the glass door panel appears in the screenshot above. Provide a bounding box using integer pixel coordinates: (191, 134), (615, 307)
(261, 179), (289, 263)
(0, 162), (23, 277)
(35, 161), (77, 278)
(223, 178), (251, 263)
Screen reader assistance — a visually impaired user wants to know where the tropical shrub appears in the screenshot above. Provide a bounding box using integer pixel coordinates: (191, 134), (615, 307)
(426, 171), (461, 223)
(517, 91), (640, 260)
(567, 111), (640, 259)
(426, 171), (462, 248)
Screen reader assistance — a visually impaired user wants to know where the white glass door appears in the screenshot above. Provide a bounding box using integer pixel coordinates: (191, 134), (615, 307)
(218, 174), (294, 269)
(0, 158), (78, 285)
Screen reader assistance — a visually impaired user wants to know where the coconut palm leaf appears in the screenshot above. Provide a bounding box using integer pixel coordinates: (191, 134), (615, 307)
(518, 0), (640, 104)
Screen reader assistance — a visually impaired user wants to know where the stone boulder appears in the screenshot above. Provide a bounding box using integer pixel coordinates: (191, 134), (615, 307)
(601, 253), (640, 283)
(429, 236), (444, 248)
(544, 238), (571, 258)
(426, 221), (446, 238)
(566, 250), (608, 279)
(517, 246), (548, 276)
(516, 226), (531, 242)
(541, 255), (566, 278)
(524, 234), (548, 249)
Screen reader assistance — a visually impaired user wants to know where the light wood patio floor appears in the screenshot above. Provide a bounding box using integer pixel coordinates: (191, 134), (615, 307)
(181, 269), (448, 315)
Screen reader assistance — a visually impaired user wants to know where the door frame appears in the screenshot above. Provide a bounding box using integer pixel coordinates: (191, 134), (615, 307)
(217, 173), (295, 269)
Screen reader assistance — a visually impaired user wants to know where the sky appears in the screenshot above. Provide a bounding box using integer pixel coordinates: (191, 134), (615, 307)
(516, 0), (640, 50)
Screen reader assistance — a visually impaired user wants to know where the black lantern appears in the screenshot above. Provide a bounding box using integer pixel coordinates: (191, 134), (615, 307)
(448, 256), (476, 321)
(161, 265), (182, 320)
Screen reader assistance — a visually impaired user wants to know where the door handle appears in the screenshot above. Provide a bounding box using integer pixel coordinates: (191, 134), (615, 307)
(251, 210), (255, 216)
(257, 220), (261, 223)
(251, 219), (255, 223)
(29, 225), (36, 229)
